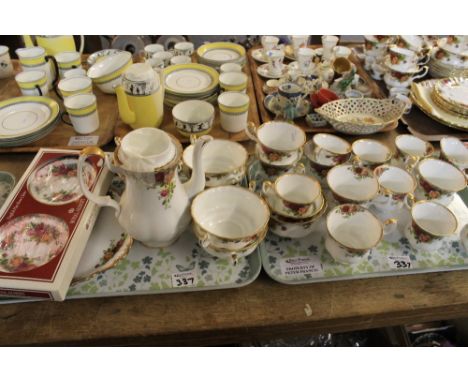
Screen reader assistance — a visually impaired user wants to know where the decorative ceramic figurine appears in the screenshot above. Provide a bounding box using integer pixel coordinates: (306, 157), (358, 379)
(115, 63), (164, 129)
(77, 128), (211, 248)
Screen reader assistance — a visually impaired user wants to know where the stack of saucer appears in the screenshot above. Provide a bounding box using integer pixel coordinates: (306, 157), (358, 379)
(429, 36), (468, 78)
(0, 96), (60, 148)
(431, 77), (468, 117)
(196, 42), (246, 70)
(162, 63), (219, 107)
(262, 172), (328, 239)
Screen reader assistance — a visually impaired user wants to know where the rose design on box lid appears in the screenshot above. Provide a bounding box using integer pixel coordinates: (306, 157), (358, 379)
(28, 157), (97, 205)
(0, 214), (69, 273)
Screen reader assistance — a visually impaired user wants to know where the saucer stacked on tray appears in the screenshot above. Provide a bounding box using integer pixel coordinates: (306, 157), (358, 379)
(0, 96), (60, 148)
(163, 63), (219, 107)
(431, 78), (468, 117)
(411, 78), (468, 132)
(196, 42), (246, 70)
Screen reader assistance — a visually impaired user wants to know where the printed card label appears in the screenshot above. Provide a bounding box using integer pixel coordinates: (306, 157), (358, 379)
(387, 255), (411, 270)
(280, 257), (323, 277)
(68, 135), (99, 146)
(171, 270), (197, 288)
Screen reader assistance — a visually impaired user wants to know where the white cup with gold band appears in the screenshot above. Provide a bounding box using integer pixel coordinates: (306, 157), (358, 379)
(63, 93), (99, 134)
(217, 91), (249, 133)
(15, 70), (49, 96)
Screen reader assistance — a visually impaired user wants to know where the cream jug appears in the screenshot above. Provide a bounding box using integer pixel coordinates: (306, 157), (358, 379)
(115, 63), (164, 129)
(78, 128), (211, 247)
(23, 35), (85, 55)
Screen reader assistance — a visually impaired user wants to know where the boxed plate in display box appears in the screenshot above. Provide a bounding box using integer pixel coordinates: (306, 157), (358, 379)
(0, 148), (112, 300)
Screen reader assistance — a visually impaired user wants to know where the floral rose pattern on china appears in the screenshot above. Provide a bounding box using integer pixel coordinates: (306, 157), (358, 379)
(0, 214), (69, 273)
(350, 165), (372, 180)
(260, 144), (293, 163)
(29, 158), (97, 205)
(336, 204), (364, 218)
(410, 221), (434, 244)
(283, 200), (309, 217)
(153, 169), (176, 209)
(419, 178), (441, 200)
(390, 52), (406, 66)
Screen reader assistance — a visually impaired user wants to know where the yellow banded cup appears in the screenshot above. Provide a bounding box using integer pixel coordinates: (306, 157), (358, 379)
(15, 46), (59, 87)
(217, 91), (249, 133)
(15, 70), (49, 96)
(55, 51), (82, 78)
(219, 72), (247, 93)
(58, 76), (93, 99)
(63, 93), (99, 134)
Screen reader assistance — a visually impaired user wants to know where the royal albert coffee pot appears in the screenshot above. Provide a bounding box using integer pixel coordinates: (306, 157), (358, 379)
(78, 128), (211, 247)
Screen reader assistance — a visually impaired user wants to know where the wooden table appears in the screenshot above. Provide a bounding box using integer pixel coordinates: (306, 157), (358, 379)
(1, 138), (468, 346)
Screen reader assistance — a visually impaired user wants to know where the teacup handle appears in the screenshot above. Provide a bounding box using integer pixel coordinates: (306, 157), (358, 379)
(383, 218), (398, 235)
(291, 161), (305, 174)
(418, 54), (430, 65)
(404, 155), (419, 172)
(248, 180), (257, 193)
(45, 55), (59, 87)
(262, 180), (273, 195)
(412, 65), (429, 80)
(78, 147), (121, 217)
(245, 121), (258, 142)
(60, 111), (73, 126)
(404, 193), (416, 210)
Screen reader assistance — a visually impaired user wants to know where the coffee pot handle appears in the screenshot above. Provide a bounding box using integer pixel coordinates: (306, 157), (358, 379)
(78, 147), (121, 217)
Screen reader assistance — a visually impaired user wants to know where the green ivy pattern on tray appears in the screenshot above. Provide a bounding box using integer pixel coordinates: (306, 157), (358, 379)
(68, 230), (259, 298)
(261, 195), (468, 284)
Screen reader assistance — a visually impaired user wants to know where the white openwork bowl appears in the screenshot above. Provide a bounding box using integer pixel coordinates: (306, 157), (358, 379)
(315, 98), (406, 135)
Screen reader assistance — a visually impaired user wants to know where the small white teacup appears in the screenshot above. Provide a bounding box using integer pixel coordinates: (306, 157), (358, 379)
(63, 93), (99, 135)
(297, 47), (315, 76)
(352, 139), (393, 168)
(143, 44), (164, 59)
(326, 204), (395, 264)
(414, 158), (467, 205)
(261, 36), (280, 58)
(58, 76), (93, 99)
(393, 134), (435, 171)
(63, 67), (87, 79)
(219, 72), (248, 93)
(55, 51), (82, 78)
(440, 137), (468, 171)
(322, 35), (339, 61)
(405, 200), (458, 252)
(153, 51), (173, 67)
(218, 91), (249, 133)
(174, 42), (194, 57)
(266, 49), (285, 77)
(15, 70), (49, 96)
(170, 55), (191, 65)
(372, 164), (416, 219)
(291, 35), (309, 58)
(220, 63), (242, 74)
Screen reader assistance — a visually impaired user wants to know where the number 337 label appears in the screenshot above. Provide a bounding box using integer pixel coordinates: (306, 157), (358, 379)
(171, 271), (197, 288)
(387, 255), (411, 270)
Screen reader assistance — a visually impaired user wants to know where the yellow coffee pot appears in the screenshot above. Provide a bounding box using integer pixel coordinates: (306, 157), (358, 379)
(116, 63), (164, 129)
(23, 35), (85, 56)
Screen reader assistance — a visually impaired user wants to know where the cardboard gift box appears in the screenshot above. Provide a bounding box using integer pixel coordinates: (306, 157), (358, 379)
(0, 148), (112, 300)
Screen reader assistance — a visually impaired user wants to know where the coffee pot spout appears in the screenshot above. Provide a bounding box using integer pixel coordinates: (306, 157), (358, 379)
(183, 135), (213, 199)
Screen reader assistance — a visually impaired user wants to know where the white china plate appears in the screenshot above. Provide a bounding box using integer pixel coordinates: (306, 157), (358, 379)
(27, 157), (97, 206)
(257, 63), (288, 79)
(202, 48), (240, 62)
(411, 80), (468, 131)
(435, 78), (468, 109)
(0, 102), (51, 137)
(73, 205), (133, 283)
(165, 68), (214, 94)
(0, 213), (69, 273)
(251, 48), (268, 63)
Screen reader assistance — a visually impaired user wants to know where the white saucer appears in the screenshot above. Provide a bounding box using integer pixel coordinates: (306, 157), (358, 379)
(257, 63), (288, 79)
(251, 48), (268, 64)
(256, 144), (302, 167)
(263, 186), (324, 219)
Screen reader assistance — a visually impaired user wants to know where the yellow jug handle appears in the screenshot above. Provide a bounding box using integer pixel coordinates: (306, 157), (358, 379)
(23, 35), (34, 47)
